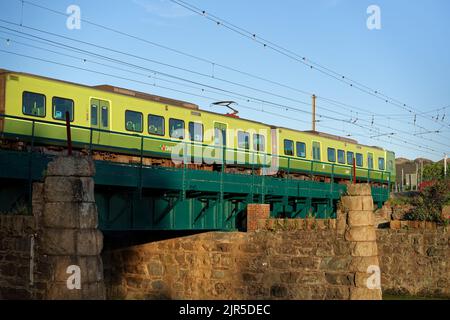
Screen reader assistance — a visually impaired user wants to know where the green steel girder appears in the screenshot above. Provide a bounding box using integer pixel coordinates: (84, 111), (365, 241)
(0, 149), (390, 231)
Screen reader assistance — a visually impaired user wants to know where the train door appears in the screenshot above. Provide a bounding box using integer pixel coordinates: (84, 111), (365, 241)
(90, 98), (110, 146)
(312, 141), (321, 161)
(214, 122), (227, 163)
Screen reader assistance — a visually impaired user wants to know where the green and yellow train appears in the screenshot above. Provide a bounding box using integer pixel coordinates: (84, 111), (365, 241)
(0, 69), (395, 185)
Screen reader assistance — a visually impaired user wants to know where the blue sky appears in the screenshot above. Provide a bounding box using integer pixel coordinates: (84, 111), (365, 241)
(0, 0), (449, 161)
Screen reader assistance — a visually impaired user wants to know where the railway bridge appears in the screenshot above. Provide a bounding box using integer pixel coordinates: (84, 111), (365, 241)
(0, 114), (390, 231)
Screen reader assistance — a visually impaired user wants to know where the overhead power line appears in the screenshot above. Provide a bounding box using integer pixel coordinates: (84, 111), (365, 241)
(0, 48), (439, 157)
(169, 0), (449, 128)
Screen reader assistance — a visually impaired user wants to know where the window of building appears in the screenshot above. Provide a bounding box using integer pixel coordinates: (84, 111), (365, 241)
(253, 134), (265, 152)
(52, 97), (74, 121)
(169, 118), (185, 139)
(347, 151), (354, 165)
(379, 157), (385, 170)
(327, 148), (336, 162)
(22, 91), (46, 117)
(148, 114), (165, 136)
(238, 131), (250, 149)
(312, 141), (321, 161)
(356, 153), (363, 167)
(189, 122), (203, 142)
(368, 153), (374, 169)
(125, 110), (143, 132)
(284, 139), (294, 156)
(296, 142), (306, 158)
(338, 150), (345, 164)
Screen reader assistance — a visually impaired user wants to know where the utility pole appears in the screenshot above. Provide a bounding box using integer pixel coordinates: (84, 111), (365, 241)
(415, 162), (419, 191)
(420, 160), (423, 185)
(401, 168), (404, 192)
(445, 153), (448, 177)
(312, 94), (316, 131)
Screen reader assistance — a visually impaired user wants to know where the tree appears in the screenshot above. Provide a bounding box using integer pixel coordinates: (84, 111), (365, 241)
(422, 162), (444, 181)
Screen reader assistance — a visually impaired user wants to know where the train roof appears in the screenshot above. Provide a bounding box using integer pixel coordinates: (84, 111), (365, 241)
(0, 69), (198, 110)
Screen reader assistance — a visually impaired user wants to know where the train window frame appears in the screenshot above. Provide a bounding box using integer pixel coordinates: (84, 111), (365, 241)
(189, 121), (204, 142)
(125, 110), (143, 133)
(347, 151), (354, 165)
(337, 150), (345, 164)
(356, 153), (363, 167)
(148, 114), (165, 136)
(296, 142), (306, 158)
(101, 104), (109, 128)
(253, 134), (265, 152)
(238, 131), (250, 150)
(312, 141), (321, 161)
(169, 118), (185, 139)
(90, 104), (98, 126)
(284, 139), (294, 156)
(327, 148), (336, 163)
(378, 157), (385, 171)
(388, 159), (394, 172)
(52, 96), (74, 122)
(22, 91), (46, 118)
(214, 122), (227, 146)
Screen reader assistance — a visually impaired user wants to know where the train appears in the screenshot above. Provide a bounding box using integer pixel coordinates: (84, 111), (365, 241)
(0, 69), (396, 185)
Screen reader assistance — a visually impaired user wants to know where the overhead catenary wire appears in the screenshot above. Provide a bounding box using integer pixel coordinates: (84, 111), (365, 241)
(169, 0), (449, 128)
(0, 48), (438, 157)
(2, 1), (449, 157)
(0, 43), (443, 156)
(1, 23), (449, 152)
(6, 0), (449, 130)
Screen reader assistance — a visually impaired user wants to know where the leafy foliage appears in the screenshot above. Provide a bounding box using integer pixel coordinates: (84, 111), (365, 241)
(422, 162), (445, 181)
(405, 179), (450, 222)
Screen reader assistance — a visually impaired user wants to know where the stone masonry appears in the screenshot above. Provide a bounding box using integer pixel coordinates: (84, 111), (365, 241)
(35, 156), (105, 299)
(342, 184), (382, 300)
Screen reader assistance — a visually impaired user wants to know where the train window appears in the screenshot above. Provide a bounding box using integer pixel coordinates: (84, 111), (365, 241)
(327, 148), (336, 162)
(368, 153), (374, 169)
(356, 153), (363, 167)
(378, 158), (385, 170)
(337, 150), (345, 164)
(52, 97), (74, 121)
(169, 118), (185, 139)
(22, 91), (46, 118)
(284, 139), (294, 156)
(238, 131), (250, 149)
(253, 134), (265, 152)
(347, 152), (354, 165)
(312, 141), (321, 161)
(296, 142), (306, 158)
(388, 160), (394, 171)
(148, 114), (164, 136)
(125, 110), (143, 133)
(189, 122), (204, 142)
(214, 122), (227, 146)
(91, 104), (98, 126)
(101, 106), (108, 128)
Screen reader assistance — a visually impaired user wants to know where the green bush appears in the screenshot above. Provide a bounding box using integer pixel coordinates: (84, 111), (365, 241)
(405, 179), (450, 222)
